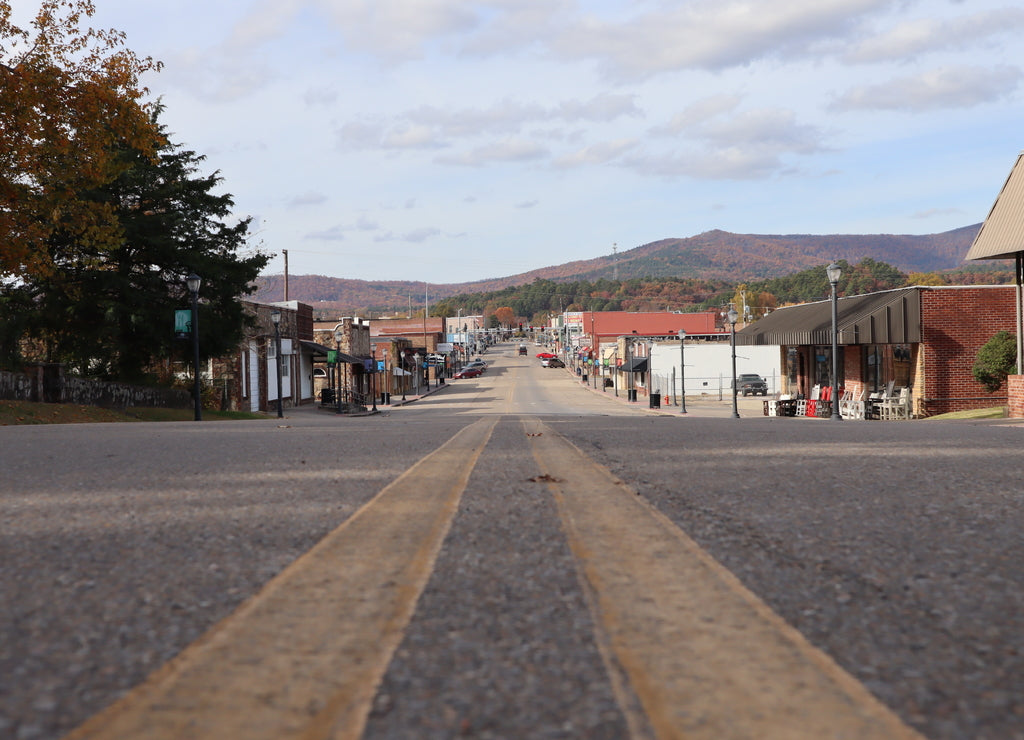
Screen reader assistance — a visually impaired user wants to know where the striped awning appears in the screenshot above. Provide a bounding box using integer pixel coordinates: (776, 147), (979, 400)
(735, 288), (921, 347)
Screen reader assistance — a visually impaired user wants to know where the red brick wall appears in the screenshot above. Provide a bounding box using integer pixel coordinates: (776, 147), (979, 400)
(919, 287), (1016, 415)
(1008, 375), (1024, 418)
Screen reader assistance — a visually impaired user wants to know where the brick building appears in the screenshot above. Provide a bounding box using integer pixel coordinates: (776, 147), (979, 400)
(213, 301), (324, 412)
(736, 285), (1016, 417)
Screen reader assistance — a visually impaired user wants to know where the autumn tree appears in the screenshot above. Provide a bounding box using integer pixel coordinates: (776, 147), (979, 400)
(493, 306), (516, 328)
(1, 0), (160, 279)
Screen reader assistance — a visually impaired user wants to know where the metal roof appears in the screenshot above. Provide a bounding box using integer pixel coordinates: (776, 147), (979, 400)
(735, 288), (921, 346)
(965, 151), (1024, 261)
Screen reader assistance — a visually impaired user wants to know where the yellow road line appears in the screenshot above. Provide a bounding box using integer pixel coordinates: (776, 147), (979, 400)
(66, 418), (497, 740)
(524, 418), (924, 740)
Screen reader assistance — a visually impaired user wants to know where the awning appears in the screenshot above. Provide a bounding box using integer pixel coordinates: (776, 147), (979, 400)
(965, 151), (1024, 261)
(618, 357), (648, 373)
(392, 367), (412, 376)
(300, 340), (332, 357)
(735, 288), (921, 347)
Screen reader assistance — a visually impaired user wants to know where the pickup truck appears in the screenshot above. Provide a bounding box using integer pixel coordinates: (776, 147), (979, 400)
(735, 373), (768, 396)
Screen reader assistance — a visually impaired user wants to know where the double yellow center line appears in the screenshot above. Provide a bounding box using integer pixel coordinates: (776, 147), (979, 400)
(67, 417), (921, 739)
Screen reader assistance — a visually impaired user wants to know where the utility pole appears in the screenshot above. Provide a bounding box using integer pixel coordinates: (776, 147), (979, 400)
(283, 249), (289, 302)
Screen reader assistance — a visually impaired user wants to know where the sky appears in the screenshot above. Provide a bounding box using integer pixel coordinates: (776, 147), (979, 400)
(46, 1), (1024, 283)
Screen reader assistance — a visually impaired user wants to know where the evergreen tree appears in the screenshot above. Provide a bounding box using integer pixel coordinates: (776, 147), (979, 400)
(18, 106), (268, 381)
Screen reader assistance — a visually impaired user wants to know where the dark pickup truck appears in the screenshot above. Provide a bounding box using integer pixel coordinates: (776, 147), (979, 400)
(735, 373), (768, 396)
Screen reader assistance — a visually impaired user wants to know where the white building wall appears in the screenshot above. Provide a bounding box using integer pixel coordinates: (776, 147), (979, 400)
(650, 342), (783, 397)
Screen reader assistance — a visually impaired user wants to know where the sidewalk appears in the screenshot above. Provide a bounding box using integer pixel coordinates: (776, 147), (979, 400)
(567, 371), (767, 418)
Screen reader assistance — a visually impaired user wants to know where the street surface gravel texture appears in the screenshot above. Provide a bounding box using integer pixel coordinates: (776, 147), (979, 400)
(364, 420), (628, 739)
(555, 415), (1024, 739)
(2, 344), (1023, 739)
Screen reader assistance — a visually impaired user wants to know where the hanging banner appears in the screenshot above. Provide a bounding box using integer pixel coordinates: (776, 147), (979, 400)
(174, 310), (191, 339)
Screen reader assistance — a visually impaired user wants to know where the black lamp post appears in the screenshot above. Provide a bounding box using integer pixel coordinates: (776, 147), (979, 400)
(678, 328), (687, 415)
(271, 309), (283, 418)
(186, 273), (202, 421)
(728, 308), (739, 418)
(334, 328), (343, 414)
(827, 261), (842, 420)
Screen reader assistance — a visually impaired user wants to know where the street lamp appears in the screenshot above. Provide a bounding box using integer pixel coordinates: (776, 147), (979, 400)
(678, 329), (687, 415)
(370, 344), (378, 412)
(270, 309), (283, 418)
(827, 261), (842, 421)
(728, 308), (739, 418)
(334, 328), (343, 415)
(186, 273), (202, 421)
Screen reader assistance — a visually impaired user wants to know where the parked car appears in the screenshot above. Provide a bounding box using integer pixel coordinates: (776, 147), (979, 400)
(541, 358), (565, 368)
(735, 373), (768, 396)
(454, 367), (482, 379)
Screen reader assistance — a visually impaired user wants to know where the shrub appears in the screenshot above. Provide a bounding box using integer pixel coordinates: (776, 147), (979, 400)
(973, 330), (1018, 393)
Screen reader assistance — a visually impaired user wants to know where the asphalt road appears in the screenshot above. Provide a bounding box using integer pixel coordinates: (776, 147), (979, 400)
(2, 345), (1023, 739)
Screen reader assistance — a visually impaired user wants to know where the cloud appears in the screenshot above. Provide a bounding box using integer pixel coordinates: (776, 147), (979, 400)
(304, 86), (339, 106)
(305, 225), (346, 241)
(912, 207), (966, 220)
(650, 95), (743, 136)
(373, 227), (442, 243)
(843, 8), (1024, 63)
(288, 191), (328, 207)
(552, 0), (890, 80)
(381, 124), (448, 150)
(315, 0), (481, 61)
(554, 139), (639, 168)
(516, 200), (539, 209)
(696, 109), (824, 155)
(623, 147), (790, 181)
(832, 65), (1022, 111)
(436, 138), (549, 166)
(337, 93), (642, 153)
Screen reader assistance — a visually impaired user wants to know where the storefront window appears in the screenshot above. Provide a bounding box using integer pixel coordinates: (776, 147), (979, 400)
(863, 345), (882, 391)
(813, 346), (844, 387)
(786, 347), (798, 386)
(893, 344), (911, 388)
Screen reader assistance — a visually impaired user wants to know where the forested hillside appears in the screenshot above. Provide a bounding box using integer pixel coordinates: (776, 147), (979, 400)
(252, 224), (1004, 317)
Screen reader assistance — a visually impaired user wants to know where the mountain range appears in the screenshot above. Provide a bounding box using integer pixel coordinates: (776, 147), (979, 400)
(251, 224), (987, 313)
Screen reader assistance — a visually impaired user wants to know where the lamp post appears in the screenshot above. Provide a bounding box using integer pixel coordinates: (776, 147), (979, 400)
(334, 328), (343, 414)
(413, 353), (421, 396)
(728, 308), (739, 418)
(827, 261), (842, 421)
(678, 329), (687, 415)
(186, 273), (202, 421)
(270, 309), (283, 418)
(613, 347), (619, 397)
(370, 344), (378, 412)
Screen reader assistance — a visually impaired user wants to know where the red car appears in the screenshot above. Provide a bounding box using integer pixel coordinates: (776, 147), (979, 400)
(454, 367), (483, 379)
(536, 352), (556, 359)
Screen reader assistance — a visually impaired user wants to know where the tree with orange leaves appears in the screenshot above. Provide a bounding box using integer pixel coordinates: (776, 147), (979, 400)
(0, 0), (161, 279)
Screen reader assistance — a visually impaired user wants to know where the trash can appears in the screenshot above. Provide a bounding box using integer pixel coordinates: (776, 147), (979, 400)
(582, 373), (588, 384)
(627, 389), (637, 402)
(649, 392), (661, 409)
(321, 388), (335, 405)
(381, 392), (391, 405)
